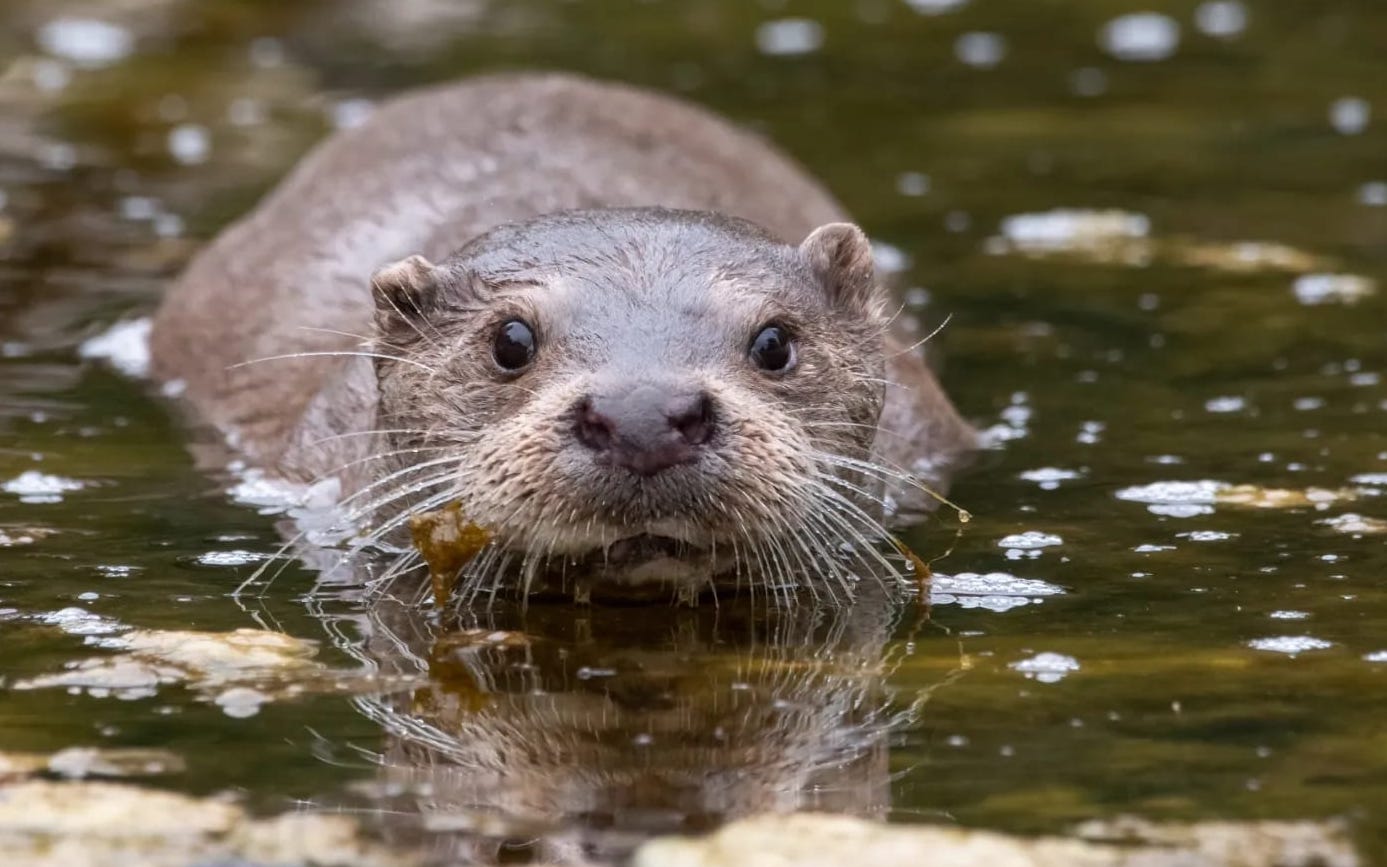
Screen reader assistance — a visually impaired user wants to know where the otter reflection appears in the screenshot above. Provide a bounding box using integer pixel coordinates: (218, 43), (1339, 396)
(340, 591), (951, 865)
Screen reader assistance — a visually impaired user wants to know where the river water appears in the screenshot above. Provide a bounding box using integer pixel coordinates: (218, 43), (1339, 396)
(1, 1), (1385, 864)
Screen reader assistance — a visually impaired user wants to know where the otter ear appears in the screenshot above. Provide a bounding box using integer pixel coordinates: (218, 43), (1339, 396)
(799, 223), (883, 316)
(371, 255), (441, 329)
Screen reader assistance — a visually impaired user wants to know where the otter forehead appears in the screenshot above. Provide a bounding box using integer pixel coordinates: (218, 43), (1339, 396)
(448, 208), (840, 364)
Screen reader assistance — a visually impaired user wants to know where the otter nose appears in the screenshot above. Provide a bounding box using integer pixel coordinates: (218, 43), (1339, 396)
(574, 387), (716, 476)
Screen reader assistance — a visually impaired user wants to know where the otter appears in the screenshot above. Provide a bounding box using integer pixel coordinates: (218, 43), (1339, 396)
(150, 73), (975, 599)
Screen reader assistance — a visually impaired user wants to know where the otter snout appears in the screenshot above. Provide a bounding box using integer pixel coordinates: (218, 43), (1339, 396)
(574, 386), (716, 477)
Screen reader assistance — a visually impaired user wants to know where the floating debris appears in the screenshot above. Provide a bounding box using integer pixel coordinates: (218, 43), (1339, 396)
(932, 572), (1064, 613)
(1010, 652), (1081, 684)
(0, 780), (411, 867)
(1319, 513), (1387, 535)
(635, 811), (1360, 866)
(1117, 481), (1358, 516)
(409, 503), (491, 607)
(2, 471), (85, 505)
(13, 627), (333, 710)
(78, 318), (152, 377)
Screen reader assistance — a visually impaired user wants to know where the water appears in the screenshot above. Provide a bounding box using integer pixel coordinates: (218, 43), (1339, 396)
(2, 0), (1386, 862)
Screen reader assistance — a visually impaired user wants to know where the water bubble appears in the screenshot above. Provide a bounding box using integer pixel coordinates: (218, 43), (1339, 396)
(755, 19), (824, 56)
(1358, 181), (1387, 207)
(1194, 1), (1248, 38)
(895, 171), (931, 197)
(1293, 273), (1376, 306)
(1204, 395), (1246, 413)
(1100, 13), (1180, 62)
(2, 471), (85, 504)
(36, 18), (134, 68)
(1329, 97), (1370, 135)
(168, 124), (211, 166)
(955, 32), (1006, 68)
(904, 0), (968, 14)
(1010, 652), (1080, 684)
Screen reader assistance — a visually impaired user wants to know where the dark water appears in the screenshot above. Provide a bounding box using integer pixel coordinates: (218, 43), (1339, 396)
(2, 0), (1386, 863)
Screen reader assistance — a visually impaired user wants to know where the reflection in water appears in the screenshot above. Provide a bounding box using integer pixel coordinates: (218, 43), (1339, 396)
(322, 581), (958, 865)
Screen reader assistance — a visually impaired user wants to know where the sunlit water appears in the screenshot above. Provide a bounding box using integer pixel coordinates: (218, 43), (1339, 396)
(2, 0), (1386, 863)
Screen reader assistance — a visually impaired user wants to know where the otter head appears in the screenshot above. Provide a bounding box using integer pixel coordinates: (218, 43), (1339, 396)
(367, 208), (888, 598)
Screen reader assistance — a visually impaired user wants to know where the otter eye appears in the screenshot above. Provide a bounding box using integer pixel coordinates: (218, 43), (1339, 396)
(749, 325), (796, 372)
(493, 319), (537, 371)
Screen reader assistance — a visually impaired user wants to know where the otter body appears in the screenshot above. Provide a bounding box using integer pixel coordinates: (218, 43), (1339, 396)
(151, 73), (973, 596)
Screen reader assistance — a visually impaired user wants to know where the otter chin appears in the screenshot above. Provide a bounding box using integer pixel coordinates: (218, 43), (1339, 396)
(148, 73), (976, 604)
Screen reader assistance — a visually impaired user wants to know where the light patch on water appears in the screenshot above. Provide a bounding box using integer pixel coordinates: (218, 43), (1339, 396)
(1359, 181), (1387, 207)
(214, 686), (271, 719)
(1320, 513), (1387, 535)
(1009, 652), (1080, 683)
(871, 241), (910, 273)
(896, 172), (930, 197)
(1077, 420), (1105, 444)
(2, 471), (86, 504)
(1194, 1), (1248, 38)
(1293, 396), (1325, 412)
(1364, 651), (1387, 663)
(1329, 97), (1371, 136)
(1100, 13), (1180, 62)
(904, 0), (968, 14)
(1247, 636), (1333, 656)
(996, 208), (1150, 253)
(998, 531), (1062, 549)
(78, 317), (152, 377)
(1018, 467), (1081, 490)
(755, 18), (824, 56)
(35, 607), (128, 637)
(931, 571), (1064, 612)
(955, 32), (1006, 68)
(999, 531), (1062, 560)
(1134, 544), (1176, 552)
(1205, 395), (1247, 413)
(1293, 273), (1376, 305)
(1349, 472), (1387, 486)
(35, 17), (134, 68)
(195, 550), (266, 567)
(12, 627), (348, 705)
(167, 124), (211, 165)
(45, 748), (185, 780)
(1177, 530), (1237, 542)
(0, 780), (404, 867)
(1269, 610), (1310, 620)
(1116, 480), (1222, 512)
(330, 98), (376, 130)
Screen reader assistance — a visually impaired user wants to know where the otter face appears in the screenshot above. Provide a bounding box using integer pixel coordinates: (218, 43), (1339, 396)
(369, 208), (888, 597)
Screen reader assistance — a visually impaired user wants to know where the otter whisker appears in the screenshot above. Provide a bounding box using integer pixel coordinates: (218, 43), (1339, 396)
(228, 351), (439, 374)
(889, 312), (955, 359)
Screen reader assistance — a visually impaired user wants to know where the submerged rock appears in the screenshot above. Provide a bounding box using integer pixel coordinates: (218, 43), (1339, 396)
(634, 812), (1358, 867)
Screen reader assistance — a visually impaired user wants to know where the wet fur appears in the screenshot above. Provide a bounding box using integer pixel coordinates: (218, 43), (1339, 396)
(149, 73), (975, 597)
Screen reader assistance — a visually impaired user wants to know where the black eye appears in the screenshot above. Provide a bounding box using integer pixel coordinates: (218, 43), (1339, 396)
(493, 319), (537, 371)
(749, 324), (796, 372)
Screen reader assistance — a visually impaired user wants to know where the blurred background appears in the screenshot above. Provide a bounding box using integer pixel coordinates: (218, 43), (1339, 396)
(1, 0), (1386, 863)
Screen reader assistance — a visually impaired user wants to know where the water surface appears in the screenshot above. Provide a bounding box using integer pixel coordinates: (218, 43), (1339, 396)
(2, 0), (1386, 863)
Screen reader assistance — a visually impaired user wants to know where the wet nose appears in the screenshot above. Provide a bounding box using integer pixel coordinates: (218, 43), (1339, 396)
(574, 386), (716, 476)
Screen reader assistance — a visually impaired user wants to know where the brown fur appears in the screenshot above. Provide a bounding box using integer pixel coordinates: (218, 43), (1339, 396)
(149, 73), (975, 595)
